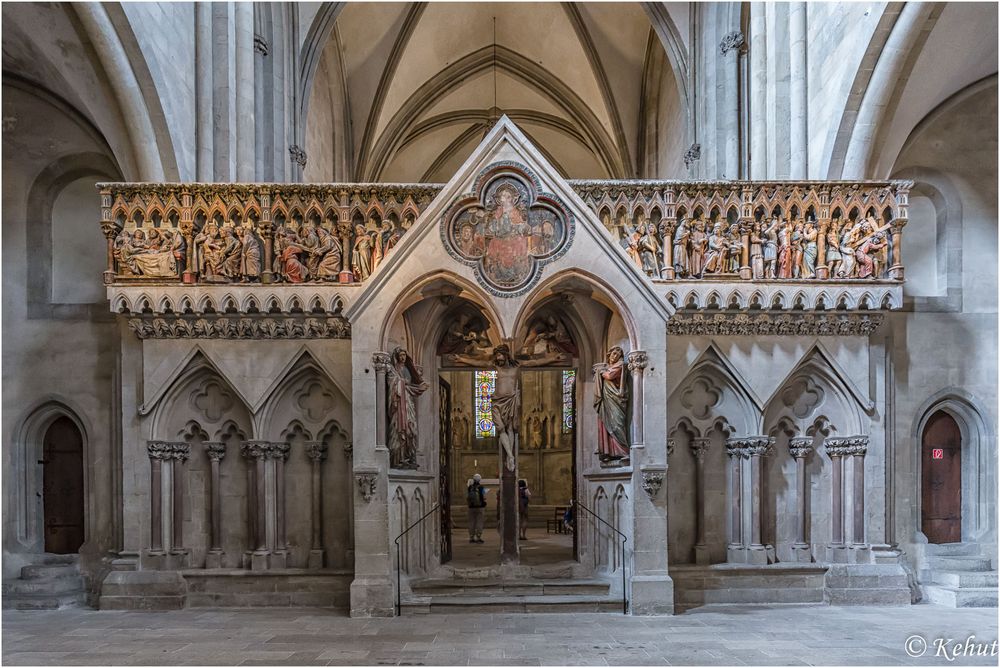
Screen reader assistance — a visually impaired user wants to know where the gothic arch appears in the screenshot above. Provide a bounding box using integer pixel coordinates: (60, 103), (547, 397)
(668, 343), (763, 436)
(910, 389), (994, 543)
(12, 398), (93, 551)
(256, 352), (349, 442)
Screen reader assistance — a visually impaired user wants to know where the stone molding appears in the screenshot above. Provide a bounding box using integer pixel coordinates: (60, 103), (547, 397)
(725, 436), (774, 458)
(127, 315), (350, 340)
(824, 435), (869, 457)
(663, 281), (901, 312)
(356, 473), (378, 502)
(626, 350), (648, 372)
(203, 441), (227, 462)
(641, 469), (665, 500)
(305, 441), (328, 462)
(788, 437), (814, 459)
(667, 312), (884, 336)
(147, 441), (190, 461)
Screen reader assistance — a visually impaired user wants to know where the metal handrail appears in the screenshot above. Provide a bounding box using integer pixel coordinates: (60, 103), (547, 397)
(573, 500), (628, 614)
(393, 503), (440, 616)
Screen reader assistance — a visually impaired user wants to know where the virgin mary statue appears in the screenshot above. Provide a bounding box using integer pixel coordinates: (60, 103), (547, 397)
(387, 347), (429, 469)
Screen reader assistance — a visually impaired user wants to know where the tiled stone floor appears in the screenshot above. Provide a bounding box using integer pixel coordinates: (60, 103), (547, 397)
(448, 527), (574, 568)
(3, 604), (996, 666)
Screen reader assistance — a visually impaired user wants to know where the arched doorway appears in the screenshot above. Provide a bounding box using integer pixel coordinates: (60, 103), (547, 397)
(42, 416), (85, 553)
(921, 410), (962, 544)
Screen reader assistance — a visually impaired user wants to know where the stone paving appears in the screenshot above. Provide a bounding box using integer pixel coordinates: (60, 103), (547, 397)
(2, 604), (997, 666)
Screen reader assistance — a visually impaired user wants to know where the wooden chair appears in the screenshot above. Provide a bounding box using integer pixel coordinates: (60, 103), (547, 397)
(546, 506), (567, 534)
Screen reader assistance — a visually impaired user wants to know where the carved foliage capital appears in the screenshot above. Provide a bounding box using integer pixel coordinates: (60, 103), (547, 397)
(641, 470), (665, 500)
(626, 350), (648, 372)
(357, 473), (378, 502)
(305, 441), (328, 462)
(147, 441), (190, 461)
(720, 31), (745, 54)
(666, 438), (676, 458)
(825, 435), (869, 458)
(371, 352), (393, 374)
(788, 437), (814, 459)
(725, 436), (774, 458)
(204, 441), (227, 462)
(690, 437), (711, 460)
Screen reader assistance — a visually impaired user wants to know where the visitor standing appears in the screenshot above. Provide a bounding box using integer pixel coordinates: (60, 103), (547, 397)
(466, 474), (487, 543)
(518, 479), (531, 540)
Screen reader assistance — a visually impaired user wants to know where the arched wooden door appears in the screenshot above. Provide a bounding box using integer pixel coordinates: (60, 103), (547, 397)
(42, 416), (85, 553)
(921, 411), (962, 544)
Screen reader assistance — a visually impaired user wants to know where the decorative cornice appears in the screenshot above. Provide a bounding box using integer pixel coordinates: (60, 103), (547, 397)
(641, 470), (665, 500)
(626, 350), (648, 372)
(305, 441), (328, 462)
(127, 316), (350, 340)
(825, 435), (869, 457)
(725, 436), (774, 458)
(667, 312), (884, 336)
(204, 441), (227, 462)
(720, 31), (745, 55)
(357, 473), (378, 502)
(788, 437), (814, 459)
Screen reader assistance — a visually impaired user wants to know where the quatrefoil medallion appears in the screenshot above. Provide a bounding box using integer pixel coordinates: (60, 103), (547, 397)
(441, 162), (573, 297)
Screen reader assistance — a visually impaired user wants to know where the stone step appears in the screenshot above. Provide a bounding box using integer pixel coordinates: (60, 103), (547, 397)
(923, 585), (998, 608)
(410, 579), (609, 597)
(923, 543), (980, 557)
(923, 570), (998, 588)
(825, 588), (912, 606)
(401, 594), (623, 615)
(1, 592), (85, 610)
(926, 556), (993, 572)
(3, 577), (84, 597)
(37, 554), (79, 566)
(20, 563), (80, 580)
(677, 586), (824, 607)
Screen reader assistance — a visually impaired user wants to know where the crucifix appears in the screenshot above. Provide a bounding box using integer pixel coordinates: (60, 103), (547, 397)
(447, 342), (568, 562)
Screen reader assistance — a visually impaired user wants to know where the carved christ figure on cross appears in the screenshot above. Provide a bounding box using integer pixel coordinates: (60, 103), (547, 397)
(448, 343), (568, 471)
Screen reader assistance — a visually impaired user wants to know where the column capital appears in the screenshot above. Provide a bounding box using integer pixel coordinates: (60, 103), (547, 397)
(641, 470), (665, 500)
(305, 441), (328, 462)
(626, 350), (648, 372)
(204, 441), (227, 462)
(266, 442), (291, 461)
(725, 436), (774, 458)
(666, 438), (676, 458)
(825, 435), (868, 457)
(356, 472), (378, 502)
(720, 30), (745, 55)
(371, 351), (393, 373)
(690, 437), (710, 461)
(788, 437), (814, 459)
(240, 440), (271, 460)
(147, 441), (190, 461)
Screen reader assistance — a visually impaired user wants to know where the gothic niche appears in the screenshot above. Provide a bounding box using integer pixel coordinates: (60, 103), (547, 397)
(442, 162), (572, 296)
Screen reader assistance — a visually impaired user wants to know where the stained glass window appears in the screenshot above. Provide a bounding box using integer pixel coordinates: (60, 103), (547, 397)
(475, 370), (497, 438)
(562, 370), (576, 434)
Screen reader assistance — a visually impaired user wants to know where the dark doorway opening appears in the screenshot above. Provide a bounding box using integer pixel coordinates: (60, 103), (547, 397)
(42, 416), (84, 554)
(921, 410), (962, 544)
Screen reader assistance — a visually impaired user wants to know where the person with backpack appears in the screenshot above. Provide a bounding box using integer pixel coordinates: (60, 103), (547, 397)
(517, 479), (532, 540)
(466, 474), (487, 543)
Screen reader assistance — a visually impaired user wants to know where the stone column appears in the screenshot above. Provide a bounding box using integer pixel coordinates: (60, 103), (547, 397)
(260, 187), (273, 284)
(306, 442), (328, 569)
(824, 437), (849, 562)
(744, 437), (774, 564)
(270, 442), (290, 568)
(720, 31), (744, 179)
(659, 221), (676, 279)
(234, 1), (255, 181)
(241, 441), (270, 566)
(99, 189), (120, 285)
(789, 2), (808, 178)
(626, 351), (648, 452)
(748, 2), (768, 178)
(788, 437), (813, 562)
(241, 442), (258, 567)
(845, 436), (869, 557)
(816, 222), (829, 280)
(204, 442), (226, 568)
(889, 221), (906, 280)
(147, 441), (169, 554)
(195, 1), (213, 181)
(690, 437), (710, 564)
(180, 190), (196, 283)
(372, 352), (391, 451)
(739, 220), (752, 280)
(171, 443), (190, 554)
(725, 438), (745, 562)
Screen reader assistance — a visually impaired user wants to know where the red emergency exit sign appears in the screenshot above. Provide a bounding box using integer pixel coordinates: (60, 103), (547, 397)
(932, 448), (944, 460)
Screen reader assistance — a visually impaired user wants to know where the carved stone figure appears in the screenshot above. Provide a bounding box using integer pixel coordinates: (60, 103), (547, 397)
(196, 222), (226, 281)
(638, 223), (662, 277)
(387, 347), (429, 470)
(624, 224), (642, 270)
(672, 219), (690, 277)
(520, 314), (576, 358)
(802, 222), (818, 279)
(763, 217), (779, 278)
(278, 229), (310, 283)
(220, 225), (243, 279)
(594, 346), (630, 463)
(855, 230), (888, 279)
(777, 220), (793, 279)
(791, 222), (804, 279)
(689, 219), (708, 277)
(351, 224), (374, 280)
(239, 226), (261, 281)
(749, 222), (765, 279)
(124, 228), (179, 278)
(703, 222), (726, 274)
(727, 223), (742, 273)
(825, 220), (843, 278)
(314, 227), (343, 281)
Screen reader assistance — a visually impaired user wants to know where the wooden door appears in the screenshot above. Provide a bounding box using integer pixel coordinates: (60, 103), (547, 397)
(921, 411), (962, 543)
(438, 377), (453, 563)
(42, 416), (85, 554)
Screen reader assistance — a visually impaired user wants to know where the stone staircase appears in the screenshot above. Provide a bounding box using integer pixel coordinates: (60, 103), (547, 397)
(671, 563), (827, 611)
(921, 543), (998, 608)
(401, 576), (620, 614)
(2, 554), (86, 610)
